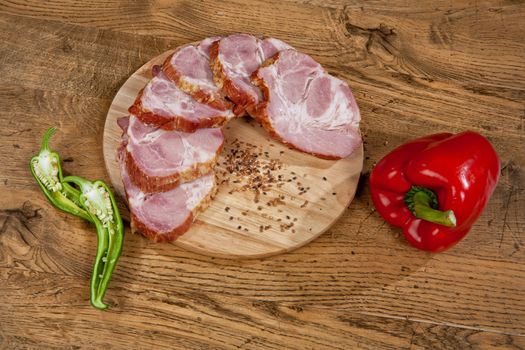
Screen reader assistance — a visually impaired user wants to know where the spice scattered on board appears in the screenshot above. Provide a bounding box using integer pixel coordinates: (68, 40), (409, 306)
(217, 139), (313, 202)
(214, 137), (338, 234)
(217, 139), (283, 201)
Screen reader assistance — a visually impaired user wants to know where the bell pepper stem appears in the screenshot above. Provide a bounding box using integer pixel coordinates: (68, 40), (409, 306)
(412, 191), (456, 227)
(405, 186), (457, 227)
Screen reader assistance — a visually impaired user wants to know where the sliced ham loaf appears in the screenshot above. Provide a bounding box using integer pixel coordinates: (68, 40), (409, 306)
(122, 115), (223, 193)
(251, 49), (361, 160)
(209, 34), (292, 115)
(162, 37), (233, 111)
(119, 149), (216, 242)
(129, 71), (234, 132)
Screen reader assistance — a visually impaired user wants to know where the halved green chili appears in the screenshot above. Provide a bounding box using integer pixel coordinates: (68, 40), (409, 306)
(93, 181), (124, 307)
(30, 128), (124, 310)
(29, 127), (93, 222)
(63, 176), (124, 310)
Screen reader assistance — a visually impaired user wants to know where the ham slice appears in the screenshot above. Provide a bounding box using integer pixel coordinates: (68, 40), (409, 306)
(162, 37), (233, 111)
(210, 34), (292, 115)
(119, 148), (216, 242)
(129, 72), (234, 132)
(251, 49), (361, 159)
(123, 115), (223, 193)
(116, 35), (363, 242)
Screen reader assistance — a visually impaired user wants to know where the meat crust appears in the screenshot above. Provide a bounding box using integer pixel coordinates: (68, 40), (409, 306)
(122, 116), (223, 193)
(129, 72), (234, 133)
(251, 49), (361, 159)
(162, 37), (233, 111)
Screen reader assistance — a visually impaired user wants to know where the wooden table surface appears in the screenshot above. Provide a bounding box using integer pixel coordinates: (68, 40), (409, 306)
(1, 1), (524, 349)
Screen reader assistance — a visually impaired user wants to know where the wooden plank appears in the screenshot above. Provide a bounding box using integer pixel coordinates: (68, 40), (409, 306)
(0, 0), (524, 347)
(2, 268), (524, 349)
(1, 0), (524, 93)
(0, 12), (522, 186)
(1, 187), (524, 335)
(0, 12), (523, 331)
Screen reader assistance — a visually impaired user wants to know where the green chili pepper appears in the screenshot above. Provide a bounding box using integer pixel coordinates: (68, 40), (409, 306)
(63, 176), (124, 310)
(31, 128), (124, 310)
(29, 127), (93, 222)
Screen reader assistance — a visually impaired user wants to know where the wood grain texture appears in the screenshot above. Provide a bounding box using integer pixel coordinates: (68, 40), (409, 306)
(0, 0), (524, 348)
(103, 49), (363, 258)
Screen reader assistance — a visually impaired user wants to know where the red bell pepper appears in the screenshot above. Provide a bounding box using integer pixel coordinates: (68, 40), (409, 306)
(370, 131), (500, 252)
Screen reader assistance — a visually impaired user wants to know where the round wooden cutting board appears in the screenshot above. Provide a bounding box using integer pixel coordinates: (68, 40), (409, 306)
(103, 49), (364, 259)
